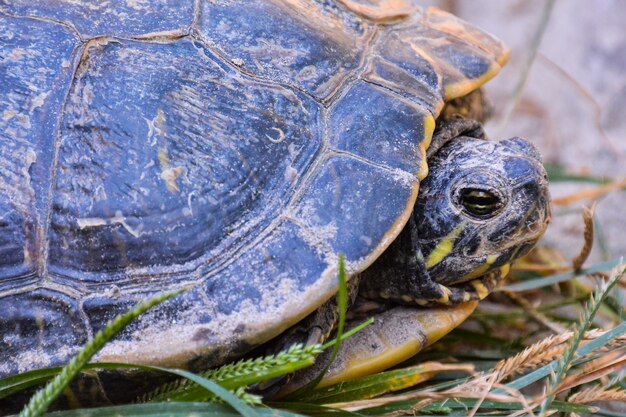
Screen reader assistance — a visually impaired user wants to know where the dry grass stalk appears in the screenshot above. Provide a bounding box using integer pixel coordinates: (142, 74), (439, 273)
(555, 349), (626, 395)
(511, 263), (570, 273)
(331, 388), (522, 412)
(454, 379), (537, 417)
(465, 371), (499, 417)
(552, 177), (626, 206)
(329, 330), (624, 415)
(568, 385), (626, 404)
(503, 289), (567, 333)
(456, 329), (625, 390)
(538, 264), (624, 416)
(493, 333), (568, 381)
(571, 203), (596, 270)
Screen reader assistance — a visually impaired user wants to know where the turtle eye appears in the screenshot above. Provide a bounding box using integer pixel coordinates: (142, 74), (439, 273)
(459, 188), (502, 218)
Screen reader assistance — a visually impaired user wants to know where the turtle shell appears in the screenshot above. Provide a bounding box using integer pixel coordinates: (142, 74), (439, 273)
(0, 0), (508, 377)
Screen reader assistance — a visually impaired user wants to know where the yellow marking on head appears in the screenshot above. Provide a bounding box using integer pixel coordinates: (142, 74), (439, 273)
(500, 263), (510, 277)
(470, 279), (490, 300)
(461, 263), (489, 281)
(459, 254), (499, 281)
(425, 222), (465, 269)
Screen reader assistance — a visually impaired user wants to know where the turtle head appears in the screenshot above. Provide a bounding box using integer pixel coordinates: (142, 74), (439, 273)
(415, 136), (551, 291)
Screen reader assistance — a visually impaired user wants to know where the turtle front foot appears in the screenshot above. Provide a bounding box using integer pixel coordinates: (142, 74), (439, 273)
(253, 278), (360, 396)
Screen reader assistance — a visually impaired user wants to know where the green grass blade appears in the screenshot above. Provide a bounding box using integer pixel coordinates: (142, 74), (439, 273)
(27, 402), (306, 417)
(286, 255), (349, 399)
(507, 320), (626, 391)
(293, 364), (440, 404)
(145, 317), (374, 404)
(0, 362), (169, 400)
(145, 349), (321, 403)
(18, 289), (185, 417)
(0, 368), (62, 400)
(503, 258), (621, 292)
(538, 263), (625, 416)
(145, 367), (261, 417)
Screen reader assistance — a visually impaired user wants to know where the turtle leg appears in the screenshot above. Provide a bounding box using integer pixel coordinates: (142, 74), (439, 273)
(358, 214), (451, 305)
(254, 278), (360, 395)
(358, 213), (507, 306)
(274, 264), (509, 397)
(270, 277), (360, 353)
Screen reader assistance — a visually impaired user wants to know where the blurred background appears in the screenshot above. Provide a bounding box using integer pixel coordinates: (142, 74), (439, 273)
(426, 0), (626, 265)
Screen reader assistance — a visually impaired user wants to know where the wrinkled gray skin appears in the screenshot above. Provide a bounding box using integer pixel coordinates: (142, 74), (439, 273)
(417, 136), (550, 284)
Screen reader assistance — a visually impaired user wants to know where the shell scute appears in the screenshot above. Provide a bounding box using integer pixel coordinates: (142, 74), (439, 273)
(291, 155), (419, 267)
(96, 219), (333, 370)
(196, 0), (372, 99)
(3, 0), (194, 38)
(0, 14), (78, 281)
(367, 7), (509, 113)
(425, 7), (509, 67)
(329, 80), (433, 174)
(0, 288), (87, 377)
(48, 38), (323, 284)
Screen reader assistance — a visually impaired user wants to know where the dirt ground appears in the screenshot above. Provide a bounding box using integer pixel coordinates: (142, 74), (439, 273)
(425, 0), (626, 265)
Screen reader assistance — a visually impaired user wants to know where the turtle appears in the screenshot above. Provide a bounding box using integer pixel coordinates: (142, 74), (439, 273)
(0, 0), (551, 408)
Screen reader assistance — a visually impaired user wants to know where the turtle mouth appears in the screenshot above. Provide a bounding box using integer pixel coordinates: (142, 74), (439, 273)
(436, 263), (510, 305)
(426, 192), (551, 289)
(427, 227), (545, 306)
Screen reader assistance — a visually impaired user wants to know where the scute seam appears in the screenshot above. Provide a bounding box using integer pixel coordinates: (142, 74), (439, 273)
(0, 8), (83, 40)
(39, 42), (85, 279)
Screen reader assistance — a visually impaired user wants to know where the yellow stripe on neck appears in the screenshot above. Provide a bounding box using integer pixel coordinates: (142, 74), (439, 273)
(425, 222), (465, 269)
(460, 254), (498, 281)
